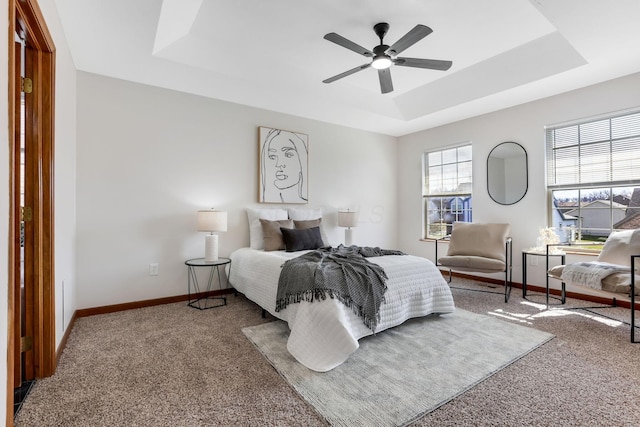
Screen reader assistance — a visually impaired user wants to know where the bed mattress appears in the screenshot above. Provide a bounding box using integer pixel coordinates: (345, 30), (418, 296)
(229, 247), (455, 371)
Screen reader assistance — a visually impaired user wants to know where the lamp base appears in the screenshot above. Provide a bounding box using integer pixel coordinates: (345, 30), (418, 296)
(345, 228), (353, 246)
(205, 234), (219, 262)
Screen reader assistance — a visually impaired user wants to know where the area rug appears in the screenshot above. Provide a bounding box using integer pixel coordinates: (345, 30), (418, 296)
(242, 308), (554, 427)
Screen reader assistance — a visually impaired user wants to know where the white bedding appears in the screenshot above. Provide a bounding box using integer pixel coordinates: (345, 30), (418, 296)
(229, 247), (455, 371)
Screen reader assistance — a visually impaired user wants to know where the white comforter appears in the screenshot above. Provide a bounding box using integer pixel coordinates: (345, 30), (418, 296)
(229, 247), (455, 371)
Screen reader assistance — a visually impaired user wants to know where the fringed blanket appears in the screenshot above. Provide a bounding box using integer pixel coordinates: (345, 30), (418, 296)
(275, 245), (405, 332)
(560, 261), (631, 290)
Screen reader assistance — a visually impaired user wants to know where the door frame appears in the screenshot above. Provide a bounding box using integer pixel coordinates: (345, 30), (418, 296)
(7, 0), (56, 424)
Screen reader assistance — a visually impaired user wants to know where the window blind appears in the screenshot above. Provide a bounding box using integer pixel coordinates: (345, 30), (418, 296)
(546, 110), (640, 188)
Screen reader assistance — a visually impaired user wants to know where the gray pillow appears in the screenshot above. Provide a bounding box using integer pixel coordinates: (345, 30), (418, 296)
(293, 218), (325, 245)
(259, 219), (293, 251)
(281, 226), (324, 252)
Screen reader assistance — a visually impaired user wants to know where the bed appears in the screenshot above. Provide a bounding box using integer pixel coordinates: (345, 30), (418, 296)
(229, 207), (456, 371)
(229, 246), (455, 371)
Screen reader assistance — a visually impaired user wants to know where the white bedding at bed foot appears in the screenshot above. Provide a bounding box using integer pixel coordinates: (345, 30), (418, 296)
(229, 247), (455, 371)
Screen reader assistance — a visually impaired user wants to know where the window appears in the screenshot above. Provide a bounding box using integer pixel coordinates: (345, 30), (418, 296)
(546, 109), (640, 240)
(423, 144), (472, 238)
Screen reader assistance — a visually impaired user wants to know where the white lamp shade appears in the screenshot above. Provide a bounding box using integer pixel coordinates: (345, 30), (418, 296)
(338, 211), (359, 228)
(197, 210), (227, 233)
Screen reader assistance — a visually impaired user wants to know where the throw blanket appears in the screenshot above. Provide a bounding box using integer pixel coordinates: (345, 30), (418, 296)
(275, 245), (405, 331)
(561, 261), (631, 290)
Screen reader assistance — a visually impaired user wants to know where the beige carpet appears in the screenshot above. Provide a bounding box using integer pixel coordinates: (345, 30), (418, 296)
(243, 309), (553, 426)
(14, 277), (640, 426)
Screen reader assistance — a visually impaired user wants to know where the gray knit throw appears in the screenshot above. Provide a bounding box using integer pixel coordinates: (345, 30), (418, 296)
(275, 245), (405, 331)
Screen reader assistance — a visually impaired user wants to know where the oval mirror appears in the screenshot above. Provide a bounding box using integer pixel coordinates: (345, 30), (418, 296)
(487, 142), (528, 205)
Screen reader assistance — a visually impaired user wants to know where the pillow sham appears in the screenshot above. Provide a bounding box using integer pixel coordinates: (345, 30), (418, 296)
(246, 208), (288, 250)
(288, 207), (323, 221)
(260, 219), (294, 251)
(281, 226), (324, 252)
(288, 207), (329, 245)
(293, 218), (325, 245)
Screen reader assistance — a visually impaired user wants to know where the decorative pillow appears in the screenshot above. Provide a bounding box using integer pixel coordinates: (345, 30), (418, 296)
(260, 219), (293, 251)
(246, 208), (288, 250)
(281, 226), (324, 252)
(447, 222), (510, 262)
(293, 218), (325, 245)
(597, 229), (640, 266)
(288, 207), (329, 245)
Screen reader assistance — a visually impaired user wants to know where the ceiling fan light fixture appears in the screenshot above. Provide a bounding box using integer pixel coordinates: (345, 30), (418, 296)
(371, 55), (392, 70)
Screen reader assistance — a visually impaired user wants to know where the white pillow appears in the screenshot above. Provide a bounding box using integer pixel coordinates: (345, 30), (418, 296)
(597, 229), (640, 266)
(288, 207), (329, 246)
(246, 208), (288, 249)
(288, 207), (323, 221)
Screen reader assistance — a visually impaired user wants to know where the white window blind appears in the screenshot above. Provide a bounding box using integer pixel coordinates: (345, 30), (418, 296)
(546, 110), (640, 188)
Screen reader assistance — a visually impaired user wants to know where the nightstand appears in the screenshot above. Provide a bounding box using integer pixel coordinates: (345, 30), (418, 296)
(185, 257), (231, 310)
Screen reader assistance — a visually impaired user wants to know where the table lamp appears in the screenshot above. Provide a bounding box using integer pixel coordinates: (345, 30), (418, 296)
(197, 209), (227, 261)
(338, 209), (359, 246)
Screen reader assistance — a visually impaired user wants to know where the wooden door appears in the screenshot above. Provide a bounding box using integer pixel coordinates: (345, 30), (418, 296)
(7, 1), (56, 424)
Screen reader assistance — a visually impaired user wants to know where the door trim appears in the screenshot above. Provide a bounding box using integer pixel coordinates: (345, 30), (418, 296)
(7, 0), (56, 424)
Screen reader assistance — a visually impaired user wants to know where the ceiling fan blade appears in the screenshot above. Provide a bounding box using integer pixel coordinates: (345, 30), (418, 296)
(378, 68), (393, 94)
(324, 32), (374, 57)
(394, 57), (453, 71)
(386, 24), (433, 56)
(323, 63), (371, 84)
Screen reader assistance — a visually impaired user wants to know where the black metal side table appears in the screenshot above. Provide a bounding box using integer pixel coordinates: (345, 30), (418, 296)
(185, 257), (231, 310)
(522, 250), (565, 307)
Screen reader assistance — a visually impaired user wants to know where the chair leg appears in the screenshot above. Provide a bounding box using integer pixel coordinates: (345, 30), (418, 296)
(504, 270), (512, 303)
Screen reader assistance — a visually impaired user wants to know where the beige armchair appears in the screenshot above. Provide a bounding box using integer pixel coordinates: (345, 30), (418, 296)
(435, 222), (513, 302)
(547, 229), (640, 343)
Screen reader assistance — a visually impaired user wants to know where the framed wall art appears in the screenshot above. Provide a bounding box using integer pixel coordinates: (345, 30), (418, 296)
(259, 126), (309, 204)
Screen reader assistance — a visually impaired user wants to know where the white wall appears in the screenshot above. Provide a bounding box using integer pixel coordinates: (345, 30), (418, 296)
(75, 72), (398, 309)
(38, 0), (78, 354)
(398, 71), (640, 291)
(1, 0), (77, 422)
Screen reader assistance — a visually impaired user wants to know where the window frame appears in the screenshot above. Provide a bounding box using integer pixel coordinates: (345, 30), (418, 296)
(546, 108), (640, 239)
(422, 143), (473, 239)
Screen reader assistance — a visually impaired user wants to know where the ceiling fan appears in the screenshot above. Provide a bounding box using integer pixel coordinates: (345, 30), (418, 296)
(322, 22), (453, 94)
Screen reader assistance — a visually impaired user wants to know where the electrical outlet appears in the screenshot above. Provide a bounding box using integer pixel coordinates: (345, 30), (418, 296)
(530, 256), (538, 266)
(149, 263), (159, 276)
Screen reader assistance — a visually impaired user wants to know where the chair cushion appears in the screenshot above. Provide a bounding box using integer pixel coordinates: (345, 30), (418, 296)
(447, 222), (510, 262)
(547, 264), (564, 279)
(602, 272), (640, 295)
(548, 264), (640, 295)
(438, 255), (506, 272)
(596, 229), (640, 266)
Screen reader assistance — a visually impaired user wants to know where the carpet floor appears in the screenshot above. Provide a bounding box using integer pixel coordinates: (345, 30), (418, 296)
(14, 277), (640, 426)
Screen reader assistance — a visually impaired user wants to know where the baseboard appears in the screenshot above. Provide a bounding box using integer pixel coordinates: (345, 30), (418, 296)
(75, 288), (236, 318)
(56, 311), (78, 365)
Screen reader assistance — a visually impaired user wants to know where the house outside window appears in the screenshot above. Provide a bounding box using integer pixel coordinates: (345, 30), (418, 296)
(546, 109), (640, 241)
(423, 144), (472, 238)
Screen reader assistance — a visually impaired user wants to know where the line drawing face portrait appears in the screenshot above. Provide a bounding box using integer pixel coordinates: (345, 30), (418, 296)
(259, 127), (309, 204)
